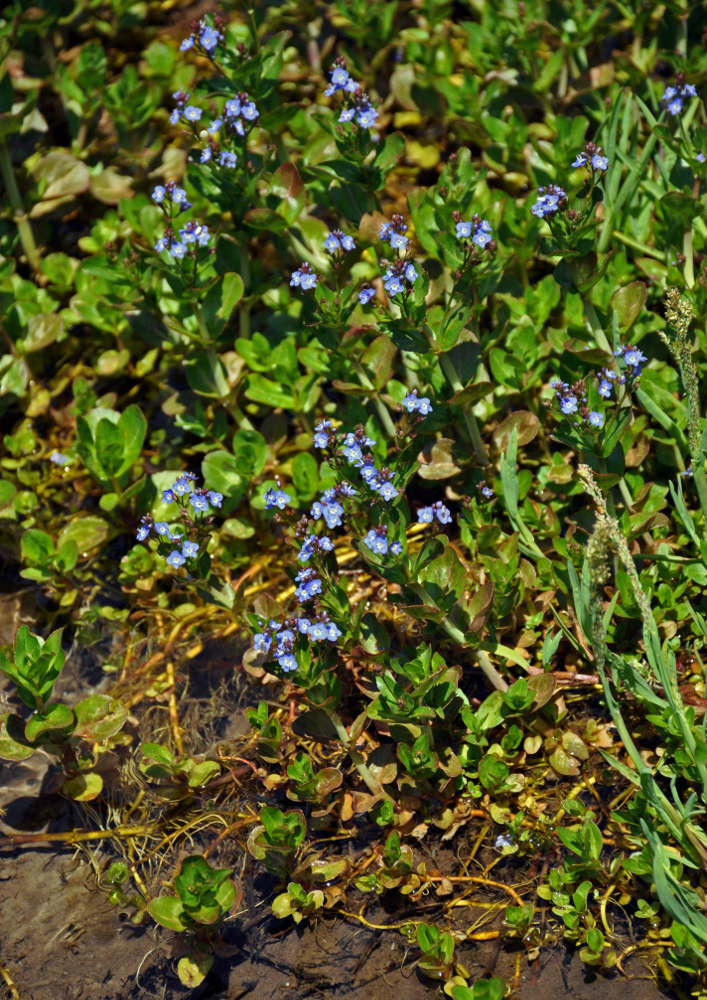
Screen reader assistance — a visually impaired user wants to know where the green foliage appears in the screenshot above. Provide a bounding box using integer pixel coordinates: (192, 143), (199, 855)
(2, 0), (707, 989)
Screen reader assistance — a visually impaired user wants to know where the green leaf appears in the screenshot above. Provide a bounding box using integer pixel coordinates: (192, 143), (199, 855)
(177, 954), (213, 988)
(62, 771), (104, 801)
(0, 714), (35, 761)
(58, 515), (109, 556)
(148, 895), (188, 931)
(292, 452), (319, 500)
(21, 529), (55, 565)
(201, 450), (244, 498)
(185, 350), (230, 398)
(24, 702), (74, 741)
(72, 694), (127, 741)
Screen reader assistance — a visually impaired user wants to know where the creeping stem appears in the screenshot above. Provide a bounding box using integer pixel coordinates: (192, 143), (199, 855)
(0, 142), (41, 274)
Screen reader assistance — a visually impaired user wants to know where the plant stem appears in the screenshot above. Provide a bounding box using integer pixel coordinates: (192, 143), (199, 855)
(351, 361), (397, 437)
(238, 242), (251, 339)
(0, 142), (41, 274)
(330, 712), (393, 801)
(437, 350), (489, 465)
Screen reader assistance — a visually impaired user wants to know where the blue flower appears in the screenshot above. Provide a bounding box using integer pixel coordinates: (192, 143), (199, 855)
(172, 477), (191, 496)
(324, 229), (356, 253)
(200, 147), (212, 164)
(356, 106), (378, 128)
(152, 185), (166, 203)
(598, 379), (613, 398)
(359, 286), (375, 305)
(180, 35), (195, 51)
(49, 451), (70, 465)
(311, 498), (344, 529)
(136, 522), (150, 541)
(308, 621), (328, 641)
(383, 272), (405, 296)
(278, 653), (298, 672)
(208, 119), (222, 134)
(170, 241), (187, 259)
(290, 264), (318, 290)
(265, 485), (291, 510)
(294, 569), (322, 602)
(324, 622), (341, 641)
(313, 432), (329, 448)
(587, 411), (604, 428)
(253, 632), (272, 652)
(560, 395), (578, 415)
(296, 617), (311, 634)
(167, 550), (186, 568)
(242, 101), (259, 121)
(623, 348), (646, 369)
(339, 108), (356, 122)
(389, 232), (408, 251)
(363, 527), (388, 555)
(154, 522), (170, 535)
(417, 501), (452, 525)
(571, 153), (588, 168)
(404, 263), (418, 282)
(183, 105), (202, 123)
(182, 540), (199, 558)
(189, 493), (209, 512)
(402, 389), (433, 415)
(225, 98), (241, 118)
(479, 484), (494, 499)
(390, 541), (402, 555)
(199, 25), (221, 52)
(591, 153), (609, 171)
(218, 151), (237, 168)
(376, 481), (399, 501)
(531, 185), (566, 218)
(663, 80), (698, 116)
(207, 491), (223, 508)
(455, 216), (492, 247)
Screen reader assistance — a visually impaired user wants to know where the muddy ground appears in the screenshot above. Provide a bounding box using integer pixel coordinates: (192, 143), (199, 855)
(0, 592), (683, 1000)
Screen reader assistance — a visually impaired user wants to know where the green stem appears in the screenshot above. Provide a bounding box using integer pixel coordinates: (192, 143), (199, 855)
(351, 361), (397, 438)
(574, 276), (612, 354)
(0, 142), (41, 274)
(692, 465), (707, 526)
(238, 243), (251, 339)
(330, 713), (393, 801)
(437, 350), (489, 465)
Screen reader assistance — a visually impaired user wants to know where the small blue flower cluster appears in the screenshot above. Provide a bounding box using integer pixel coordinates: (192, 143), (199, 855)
(379, 215), (418, 297)
(597, 367), (623, 398)
(254, 616), (342, 672)
(324, 59), (379, 130)
(615, 344), (646, 376)
(417, 501), (453, 525)
(170, 91), (203, 127)
(290, 261), (318, 291)
(363, 525), (402, 556)
(155, 222), (211, 258)
(531, 184), (567, 218)
(180, 17), (223, 55)
(324, 230), (356, 254)
(136, 474), (222, 569)
(197, 94), (259, 165)
(550, 379), (604, 427)
(313, 423), (403, 503)
(477, 481), (494, 500)
(264, 479), (292, 509)
(152, 180), (191, 212)
(572, 142), (609, 172)
(663, 78), (698, 116)
(455, 215), (493, 248)
(402, 389), (433, 415)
